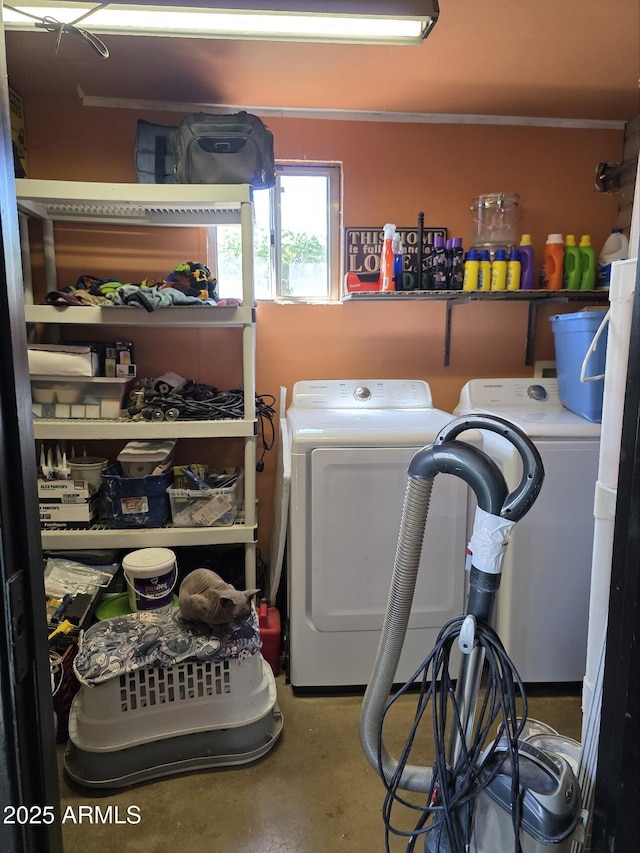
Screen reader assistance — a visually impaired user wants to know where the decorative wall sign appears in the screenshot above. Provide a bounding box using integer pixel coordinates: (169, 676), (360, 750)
(344, 226), (447, 290)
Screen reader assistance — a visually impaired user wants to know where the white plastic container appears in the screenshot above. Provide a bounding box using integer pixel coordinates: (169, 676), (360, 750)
(30, 376), (132, 419)
(597, 228), (629, 288)
(122, 547), (177, 612)
(67, 456), (108, 493)
(117, 439), (176, 477)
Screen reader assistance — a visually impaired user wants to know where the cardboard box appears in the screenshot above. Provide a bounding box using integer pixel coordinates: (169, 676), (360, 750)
(40, 496), (100, 527)
(38, 479), (93, 502)
(105, 341), (135, 378)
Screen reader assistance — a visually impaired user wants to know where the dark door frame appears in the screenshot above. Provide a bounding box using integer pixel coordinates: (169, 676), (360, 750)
(0, 6), (63, 851)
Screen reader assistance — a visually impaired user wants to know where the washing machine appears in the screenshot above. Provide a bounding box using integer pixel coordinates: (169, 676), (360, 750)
(285, 379), (469, 689)
(454, 377), (601, 683)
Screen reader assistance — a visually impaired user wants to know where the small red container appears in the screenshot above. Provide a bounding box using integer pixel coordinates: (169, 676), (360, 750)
(258, 603), (281, 676)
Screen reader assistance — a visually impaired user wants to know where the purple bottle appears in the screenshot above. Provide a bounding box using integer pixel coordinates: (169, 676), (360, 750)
(450, 237), (464, 290)
(431, 236), (447, 290)
(518, 234), (535, 290)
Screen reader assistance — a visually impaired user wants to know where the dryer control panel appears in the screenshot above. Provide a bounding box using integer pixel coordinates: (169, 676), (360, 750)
(291, 380), (433, 409)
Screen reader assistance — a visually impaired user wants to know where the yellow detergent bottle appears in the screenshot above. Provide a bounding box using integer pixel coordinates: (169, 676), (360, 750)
(507, 249), (521, 290)
(479, 250), (492, 291)
(491, 250), (507, 291)
(463, 249), (480, 291)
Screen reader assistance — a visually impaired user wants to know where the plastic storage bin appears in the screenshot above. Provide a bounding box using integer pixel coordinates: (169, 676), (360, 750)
(550, 309), (609, 422)
(117, 439), (176, 477)
(30, 376), (132, 419)
(102, 463), (173, 528)
(168, 469), (243, 527)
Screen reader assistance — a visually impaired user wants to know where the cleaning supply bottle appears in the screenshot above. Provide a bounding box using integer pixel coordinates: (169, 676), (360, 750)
(506, 248), (521, 291)
(462, 249), (480, 291)
(598, 228), (630, 288)
(478, 250), (492, 291)
(579, 234), (596, 290)
(431, 235), (448, 290)
(543, 234), (564, 290)
(563, 235), (581, 290)
(450, 237), (464, 290)
(518, 234), (535, 290)
(393, 233), (404, 290)
(444, 239), (453, 288)
(379, 223), (396, 291)
(491, 249), (507, 291)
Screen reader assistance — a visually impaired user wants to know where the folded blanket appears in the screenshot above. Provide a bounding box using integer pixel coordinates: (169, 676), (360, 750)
(73, 606), (260, 686)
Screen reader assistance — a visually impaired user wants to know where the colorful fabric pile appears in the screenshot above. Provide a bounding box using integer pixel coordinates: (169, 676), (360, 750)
(44, 261), (243, 312)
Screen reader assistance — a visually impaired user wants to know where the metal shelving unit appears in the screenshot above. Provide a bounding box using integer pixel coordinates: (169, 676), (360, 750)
(17, 179), (259, 587)
(343, 288), (610, 365)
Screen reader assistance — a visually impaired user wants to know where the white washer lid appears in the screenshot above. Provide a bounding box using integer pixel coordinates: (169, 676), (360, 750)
(454, 378), (601, 438)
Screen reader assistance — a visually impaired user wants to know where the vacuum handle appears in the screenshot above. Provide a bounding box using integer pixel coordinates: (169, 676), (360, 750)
(435, 414), (544, 522)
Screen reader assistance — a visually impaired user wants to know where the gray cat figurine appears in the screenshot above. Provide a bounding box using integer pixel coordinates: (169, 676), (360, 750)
(179, 568), (259, 628)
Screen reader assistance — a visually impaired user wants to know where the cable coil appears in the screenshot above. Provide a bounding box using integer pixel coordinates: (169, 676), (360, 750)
(379, 615), (528, 853)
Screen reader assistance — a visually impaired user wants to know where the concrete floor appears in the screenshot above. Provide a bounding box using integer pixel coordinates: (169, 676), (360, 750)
(57, 672), (583, 853)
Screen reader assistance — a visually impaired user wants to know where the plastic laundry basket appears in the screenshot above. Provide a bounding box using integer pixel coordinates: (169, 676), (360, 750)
(65, 651), (283, 787)
(550, 309), (609, 422)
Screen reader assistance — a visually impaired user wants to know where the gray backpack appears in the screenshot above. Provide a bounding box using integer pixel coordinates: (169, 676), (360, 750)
(172, 111), (276, 188)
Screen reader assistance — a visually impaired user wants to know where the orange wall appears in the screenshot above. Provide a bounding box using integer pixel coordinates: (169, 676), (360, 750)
(21, 96), (623, 561)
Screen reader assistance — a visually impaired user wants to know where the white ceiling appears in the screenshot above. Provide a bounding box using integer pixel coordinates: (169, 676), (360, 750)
(4, 0), (640, 121)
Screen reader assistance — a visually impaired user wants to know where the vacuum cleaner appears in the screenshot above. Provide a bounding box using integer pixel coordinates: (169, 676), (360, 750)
(360, 415), (585, 853)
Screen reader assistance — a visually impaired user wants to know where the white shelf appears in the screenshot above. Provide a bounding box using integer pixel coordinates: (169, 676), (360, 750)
(33, 418), (256, 440)
(19, 180), (259, 588)
(16, 179), (252, 226)
(40, 521), (257, 551)
(25, 304), (255, 327)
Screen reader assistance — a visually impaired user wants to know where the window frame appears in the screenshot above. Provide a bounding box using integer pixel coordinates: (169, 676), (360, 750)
(269, 160), (342, 303)
(208, 160), (342, 303)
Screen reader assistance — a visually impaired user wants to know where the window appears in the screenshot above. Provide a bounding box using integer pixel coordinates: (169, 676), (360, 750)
(209, 162), (342, 302)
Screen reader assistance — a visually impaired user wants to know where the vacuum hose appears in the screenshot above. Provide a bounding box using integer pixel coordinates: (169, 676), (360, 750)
(360, 416), (544, 793)
(360, 439), (509, 791)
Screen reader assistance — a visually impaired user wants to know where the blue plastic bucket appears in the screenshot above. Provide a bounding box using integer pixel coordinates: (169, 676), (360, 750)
(550, 309), (608, 422)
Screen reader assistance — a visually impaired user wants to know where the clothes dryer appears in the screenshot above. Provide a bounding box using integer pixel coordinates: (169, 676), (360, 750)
(286, 379), (467, 689)
(454, 378), (601, 682)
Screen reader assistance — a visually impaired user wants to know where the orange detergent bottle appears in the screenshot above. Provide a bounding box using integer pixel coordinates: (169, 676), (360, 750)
(543, 234), (564, 289)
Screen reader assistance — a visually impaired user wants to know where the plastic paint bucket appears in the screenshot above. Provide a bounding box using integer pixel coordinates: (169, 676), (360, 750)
(68, 456), (108, 493)
(122, 547), (177, 613)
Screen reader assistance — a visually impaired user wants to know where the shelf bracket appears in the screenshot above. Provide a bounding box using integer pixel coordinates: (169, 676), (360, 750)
(444, 301), (453, 366)
(525, 299), (538, 366)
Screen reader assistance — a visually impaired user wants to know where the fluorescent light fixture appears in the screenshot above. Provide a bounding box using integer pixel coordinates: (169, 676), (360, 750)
(3, 0), (439, 44)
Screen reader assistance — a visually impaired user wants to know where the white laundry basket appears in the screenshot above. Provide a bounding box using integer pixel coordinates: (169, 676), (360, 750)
(65, 651), (283, 788)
